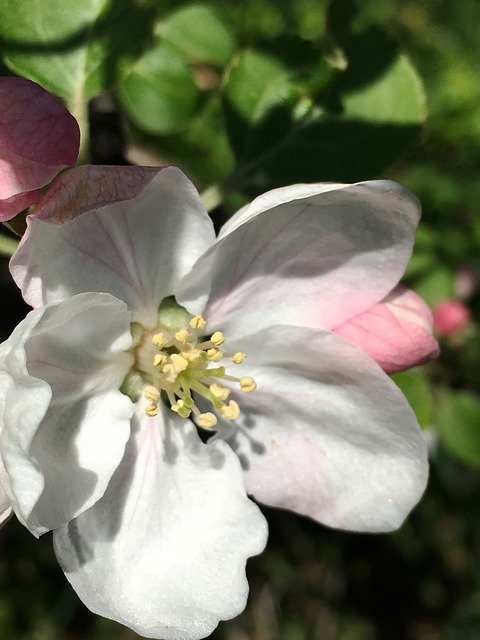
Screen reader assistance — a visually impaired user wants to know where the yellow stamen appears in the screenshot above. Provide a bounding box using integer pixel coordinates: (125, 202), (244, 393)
(152, 333), (166, 348)
(145, 403), (158, 417)
(190, 315), (207, 330)
(207, 348), (223, 362)
(144, 385), (160, 402)
(240, 376), (257, 393)
(170, 353), (189, 373)
(210, 383), (230, 401)
(211, 331), (225, 346)
(171, 400), (191, 418)
(162, 363), (177, 384)
(175, 329), (190, 343)
(231, 352), (246, 364)
(197, 412), (218, 428)
(220, 400), (240, 420)
(153, 353), (167, 367)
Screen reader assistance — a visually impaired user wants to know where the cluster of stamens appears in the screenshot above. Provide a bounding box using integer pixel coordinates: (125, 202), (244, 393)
(142, 314), (256, 429)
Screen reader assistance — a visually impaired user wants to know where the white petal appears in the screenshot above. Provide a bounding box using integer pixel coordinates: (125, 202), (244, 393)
(177, 181), (420, 338)
(12, 167), (216, 326)
(0, 478), (12, 527)
(0, 293), (134, 536)
(215, 326), (428, 532)
(54, 405), (267, 640)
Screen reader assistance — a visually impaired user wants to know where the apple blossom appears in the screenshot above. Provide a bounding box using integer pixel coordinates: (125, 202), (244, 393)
(0, 77), (79, 221)
(0, 166), (429, 639)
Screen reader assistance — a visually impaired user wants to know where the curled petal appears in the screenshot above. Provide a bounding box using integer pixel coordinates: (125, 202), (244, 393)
(54, 405), (267, 640)
(333, 286), (439, 373)
(0, 293), (134, 536)
(177, 180), (420, 340)
(215, 326), (428, 533)
(0, 77), (79, 220)
(11, 166), (215, 326)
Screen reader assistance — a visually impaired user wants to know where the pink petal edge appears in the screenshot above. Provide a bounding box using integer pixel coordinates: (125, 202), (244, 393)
(333, 286), (439, 373)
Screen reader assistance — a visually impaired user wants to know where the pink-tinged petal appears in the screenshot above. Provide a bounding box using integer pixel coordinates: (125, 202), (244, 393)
(31, 164), (160, 223)
(214, 326), (428, 533)
(11, 166), (215, 326)
(54, 405), (267, 640)
(0, 293), (134, 536)
(433, 299), (471, 336)
(0, 77), (80, 220)
(333, 286), (439, 373)
(177, 181), (420, 341)
(0, 189), (42, 218)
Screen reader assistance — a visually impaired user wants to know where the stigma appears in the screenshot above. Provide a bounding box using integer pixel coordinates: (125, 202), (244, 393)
(139, 311), (256, 429)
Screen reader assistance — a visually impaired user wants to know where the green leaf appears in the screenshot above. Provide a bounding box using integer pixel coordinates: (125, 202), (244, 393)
(0, 0), (156, 159)
(156, 4), (235, 66)
(223, 30), (426, 194)
(0, 0), (107, 104)
(225, 49), (292, 124)
(342, 53), (425, 125)
(118, 44), (200, 136)
(414, 266), (455, 307)
(391, 369), (434, 428)
(437, 391), (480, 468)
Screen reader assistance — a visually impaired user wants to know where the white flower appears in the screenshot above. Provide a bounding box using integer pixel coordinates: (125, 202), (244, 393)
(0, 165), (428, 639)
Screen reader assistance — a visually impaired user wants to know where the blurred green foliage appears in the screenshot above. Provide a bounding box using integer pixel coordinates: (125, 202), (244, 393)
(1, 0), (480, 638)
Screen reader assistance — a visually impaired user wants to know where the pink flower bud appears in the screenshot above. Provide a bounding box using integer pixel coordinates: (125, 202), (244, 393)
(433, 299), (470, 336)
(0, 77), (80, 221)
(334, 286), (439, 373)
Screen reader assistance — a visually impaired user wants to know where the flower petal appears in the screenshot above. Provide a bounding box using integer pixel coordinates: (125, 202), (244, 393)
(0, 477), (12, 527)
(333, 286), (439, 373)
(54, 405), (267, 640)
(0, 77), (79, 220)
(11, 166), (215, 326)
(215, 326), (428, 532)
(177, 181), (420, 339)
(0, 293), (134, 536)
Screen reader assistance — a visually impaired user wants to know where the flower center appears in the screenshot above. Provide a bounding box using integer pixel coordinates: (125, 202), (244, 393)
(127, 298), (256, 430)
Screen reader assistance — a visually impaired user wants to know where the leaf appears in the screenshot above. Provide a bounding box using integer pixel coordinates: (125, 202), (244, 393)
(414, 267), (456, 307)
(0, 0), (108, 105)
(437, 391), (480, 468)
(391, 369), (434, 428)
(223, 30), (426, 194)
(156, 4), (235, 66)
(0, 0), (156, 149)
(118, 43), (200, 136)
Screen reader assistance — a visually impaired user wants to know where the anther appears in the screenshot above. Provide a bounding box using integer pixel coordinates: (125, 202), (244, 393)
(231, 352), (246, 364)
(175, 329), (190, 343)
(240, 376), (257, 393)
(211, 331), (225, 346)
(210, 383), (230, 401)
(170, 353), (189, 373)
(190, 315), (207, 330)
(153, 353), (167, 367)
(171, 400), (191, 418)
(197, 412), (218, 429)
(220, 400), (240, 420)
(207, 348), (223, 362)
(162, 364), (177, 383)
(152, 333), (167, 348)
(145, 403), (158, 417)
(144, 385), (160, 402)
